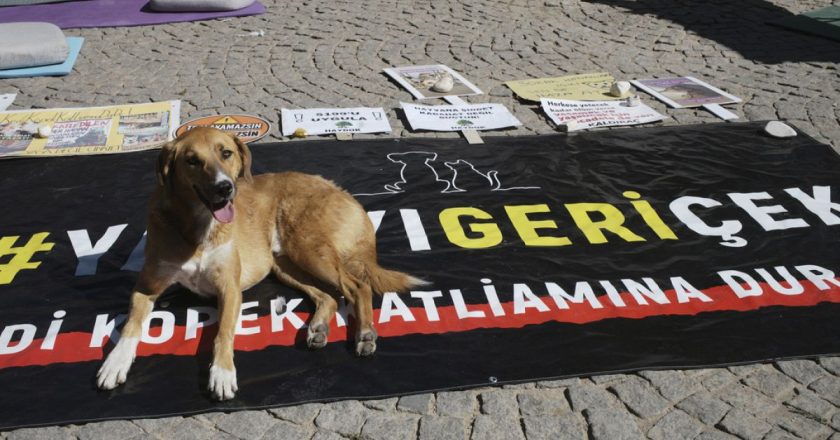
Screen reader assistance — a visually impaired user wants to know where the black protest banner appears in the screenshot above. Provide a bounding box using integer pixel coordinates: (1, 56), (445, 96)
(1, 121), (839, 429)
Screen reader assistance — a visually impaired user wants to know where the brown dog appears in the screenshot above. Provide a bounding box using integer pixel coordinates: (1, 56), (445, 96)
(96, 127), (424, 400)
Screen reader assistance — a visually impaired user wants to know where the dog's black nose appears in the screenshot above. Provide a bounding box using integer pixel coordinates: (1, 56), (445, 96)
(215, 181), (233, 198)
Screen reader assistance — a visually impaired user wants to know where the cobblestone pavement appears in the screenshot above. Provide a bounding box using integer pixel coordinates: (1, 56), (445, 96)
(3, 0), (840, 438)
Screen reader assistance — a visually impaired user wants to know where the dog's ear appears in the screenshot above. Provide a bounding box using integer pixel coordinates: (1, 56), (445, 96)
(156, 141), (177, 187)
(231, 134), (253, 182)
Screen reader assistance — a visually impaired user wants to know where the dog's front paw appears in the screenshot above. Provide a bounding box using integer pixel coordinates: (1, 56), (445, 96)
(307, 323), (329, 349)
(208, 365), (238, 400)
(96, 337), (139, 390)
(355, 329), (377, 357)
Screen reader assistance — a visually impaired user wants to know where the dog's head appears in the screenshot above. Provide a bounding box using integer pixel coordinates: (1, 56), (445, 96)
(156, 127), (252, 224)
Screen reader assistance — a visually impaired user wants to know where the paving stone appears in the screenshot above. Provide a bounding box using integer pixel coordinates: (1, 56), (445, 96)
(360, 413), (418, 440)
(397, 393), (434, 415)
(785, 389), (836, 420)
(470, 414), (524, 440)
(269, 403), (323, 425)
(647, 410), (705, 440)
(436, 391), (478, 419)
(584, 408), (644, 440)
(418, 416), (466, 440)
(314, 401), (367, 437)
(310, 430), (345, 440)
(535, 378), (579, 388)
(676, 391), (732, 425)
(156, 418), (236, 440)
(608, 376), (671, 418)
(639, 370), (699, 401)
(819, 357), (840, 375)
(718, 383), (781, 417)
(516, 389), (570, 416)
(809, 376), (840, 406)
(521, 413), (586, 440)
(832, 412), (840, 431)
(701, 369), (739, 392)
(772, 408), (832, 440)
(259, 419), (313, 440)
(589, 374), (626, 385)
(566, 381), (621, 411)
(742, 368), (798, 399)
(478, 390), (519, 417)
(695, 431), (741, 440)
(77, 420), (143, 440)
(775, 360), (827, 385)
(762, 428), (800, 440)
(363, 398), (398, 412)
(132, 417), (184, 435)
(716, 408), (773, 440)
(214, 411), (276, 439)
(6, 426), (76, 440)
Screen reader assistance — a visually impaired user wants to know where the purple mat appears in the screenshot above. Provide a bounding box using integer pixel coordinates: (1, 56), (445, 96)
(0, 0), (265, 28)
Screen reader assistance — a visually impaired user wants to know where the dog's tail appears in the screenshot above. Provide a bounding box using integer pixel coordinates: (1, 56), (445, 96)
(367, 264), (429, 295)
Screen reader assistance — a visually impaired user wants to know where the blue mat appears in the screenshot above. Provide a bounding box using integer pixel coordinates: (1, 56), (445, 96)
(0, 37), (83, 79)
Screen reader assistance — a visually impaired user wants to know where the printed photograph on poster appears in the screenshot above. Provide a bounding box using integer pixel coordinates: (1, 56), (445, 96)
(630, 76), (741, 108)
(280, 107), (392, 137)
(540, 99), (665, 131)
(118, 112), (170, 150)
(0, 121), (36, 155)
(45, 119), (112, 149)
(505, 72), (620, 102)
(384, 65), (482, 100)
(401, 102), (521, 132)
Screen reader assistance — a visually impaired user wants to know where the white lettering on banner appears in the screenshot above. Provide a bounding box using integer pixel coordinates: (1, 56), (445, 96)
(481, 279), (507, 316)
(90, 313), (126, 348)
(0, 324), (36, 355)
(545, 281), (604, 309)
(142, 311), (175, 344)
(785, 186), (840, 225)
(669, 196), (747, 247)
(512, 283), (549, 314)
(755, 267), (803, 295)
(186, 307), (217, 340)
(40, 310), (66, 350)
(718, 270), (764, 298)
(67, 224), (128, 276)
(236, 301), (260, 335)
(410, 291), (443, 321)
(379, 292), (415, 323)
(270, 297), (305, 332)
(450, 289), (485, 319)
(728, 192), (809, 231)
(622, 278), (670, 305)
(671, 277), (712, 303)
(400, 209), (431, 251)
(121, 231), (146, 272)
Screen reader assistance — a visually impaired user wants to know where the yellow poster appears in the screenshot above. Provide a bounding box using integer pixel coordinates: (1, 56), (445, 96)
(505, 72), (619, 102)
(0, 100), (180, 158)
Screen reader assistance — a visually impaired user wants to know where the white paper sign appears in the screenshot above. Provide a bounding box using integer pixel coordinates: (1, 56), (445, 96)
(540, 99), (665, 131)
(0, 94), (15, 112)
(280, 107), (391, 136)
(401, 103), (521, 132)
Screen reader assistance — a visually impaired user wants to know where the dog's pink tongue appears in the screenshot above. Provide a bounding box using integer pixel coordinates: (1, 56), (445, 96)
(213, 201), (234, 224)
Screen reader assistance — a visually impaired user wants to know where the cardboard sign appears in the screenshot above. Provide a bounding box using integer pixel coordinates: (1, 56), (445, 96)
(505, 72), (619, 102)
(0, 100), (180, 158)
(401, 103), (521, 132)
(541, 99), (665, 131)
(280, 107), (391, 136)
(630, 77), (741, 108)
(176, 114), (270, 143)
(384, 65), (482, 100)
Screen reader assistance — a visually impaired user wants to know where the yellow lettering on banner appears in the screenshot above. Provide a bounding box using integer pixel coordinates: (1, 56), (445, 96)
(0, 233), (55, 285)
(439, 207), (502, 249)
(504, 204), (571, 247)
(566, 203), (645, 244)
(623, 191), (678, 240)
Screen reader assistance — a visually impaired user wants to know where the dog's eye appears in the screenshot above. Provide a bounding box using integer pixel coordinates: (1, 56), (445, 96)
(185, 156), (201, 166)
(221, 150), (233, 160)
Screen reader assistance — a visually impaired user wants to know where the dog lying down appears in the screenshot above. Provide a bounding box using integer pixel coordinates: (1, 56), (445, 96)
(96, 127), (425, 400)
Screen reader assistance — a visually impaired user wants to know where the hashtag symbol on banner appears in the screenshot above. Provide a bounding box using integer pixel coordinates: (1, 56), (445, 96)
(0, 233), (55, 285)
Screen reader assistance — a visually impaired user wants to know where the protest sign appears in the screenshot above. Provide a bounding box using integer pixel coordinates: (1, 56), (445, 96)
(280, 107), (391, 136)
(505, 72), (618, 101)
(401, 102), (521, 132)
(541, 99), (665, 131)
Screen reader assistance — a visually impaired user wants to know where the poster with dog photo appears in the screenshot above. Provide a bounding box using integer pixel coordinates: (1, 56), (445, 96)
(631, 76), (741, 108)
(384, 64), (482, 100)
(118, 111), (171, 151)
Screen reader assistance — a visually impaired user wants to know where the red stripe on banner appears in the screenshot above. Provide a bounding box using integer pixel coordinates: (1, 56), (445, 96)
(2, 278), (840, 369)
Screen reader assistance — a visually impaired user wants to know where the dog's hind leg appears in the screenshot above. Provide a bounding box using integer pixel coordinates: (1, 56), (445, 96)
(273, 256), (338, 349)
(97, 268), (171, 390)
